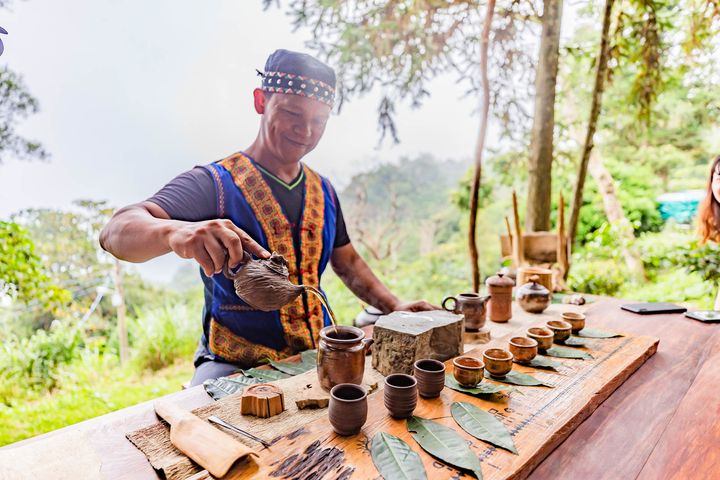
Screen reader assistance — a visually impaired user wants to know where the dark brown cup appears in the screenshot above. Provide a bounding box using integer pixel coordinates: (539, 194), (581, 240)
(452, 356), (485, 388)
(509, 336), (538, 363)
(384, 374), (418, 419)
(483, 348), (514, 378)
(547, 320), (573, 344)
(413, 359), (446, 398)
(562, 312), (586, 333)
(527, 327), (554, 351)
(329, 383), (368, 436)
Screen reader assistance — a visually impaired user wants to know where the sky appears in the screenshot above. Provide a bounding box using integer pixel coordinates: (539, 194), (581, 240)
(0, 1), (580, 282)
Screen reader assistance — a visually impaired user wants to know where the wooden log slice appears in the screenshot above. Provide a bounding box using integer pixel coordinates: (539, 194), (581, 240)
(240, 384), (285, 418)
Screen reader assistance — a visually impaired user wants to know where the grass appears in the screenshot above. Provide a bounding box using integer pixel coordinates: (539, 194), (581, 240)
(0, 358), (194, 447)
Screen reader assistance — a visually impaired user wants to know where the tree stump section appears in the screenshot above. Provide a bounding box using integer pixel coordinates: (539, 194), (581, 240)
(240, 385), (284, 418)
(372, 310), (464, 375)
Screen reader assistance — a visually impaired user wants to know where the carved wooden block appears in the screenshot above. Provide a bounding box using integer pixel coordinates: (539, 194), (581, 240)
(372, 310), (464, 376)
(240, 384), (285, 418)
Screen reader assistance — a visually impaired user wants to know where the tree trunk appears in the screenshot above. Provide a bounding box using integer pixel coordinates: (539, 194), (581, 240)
(469, 0), (496, 292)
(526, 0), (564, 232)
(588, 152), (645, 278)
(567, 0), (615, 249)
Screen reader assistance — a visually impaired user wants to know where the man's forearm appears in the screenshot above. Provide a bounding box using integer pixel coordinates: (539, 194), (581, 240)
(100, 204), (179, 263)
(332, 251), (399, 313)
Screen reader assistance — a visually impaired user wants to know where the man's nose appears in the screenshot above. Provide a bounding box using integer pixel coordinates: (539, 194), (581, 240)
(294, 121), (312, 138)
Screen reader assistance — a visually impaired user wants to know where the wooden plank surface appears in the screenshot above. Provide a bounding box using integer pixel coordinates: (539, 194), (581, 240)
(1, 297), (717, 480)
(230, 326), (658, 479)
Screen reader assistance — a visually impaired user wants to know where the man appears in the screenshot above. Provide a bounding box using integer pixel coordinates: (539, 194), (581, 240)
(100, 49), (436, 386)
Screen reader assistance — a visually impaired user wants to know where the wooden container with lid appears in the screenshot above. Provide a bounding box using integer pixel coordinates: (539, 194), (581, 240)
(486, 271), (515, 322)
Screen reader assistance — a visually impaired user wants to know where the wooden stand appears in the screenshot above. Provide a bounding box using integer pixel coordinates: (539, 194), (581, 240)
(240, 384), (285, 418)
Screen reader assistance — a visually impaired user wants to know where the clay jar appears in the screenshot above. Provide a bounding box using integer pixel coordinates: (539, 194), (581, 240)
(547, 320), (573, 344)
(516, 275), (551, 314)
(486, 272), (515, 322)
(329, 383), (368, 436)
(452, 356), (485, 388)
(562, 312), (586, 333)
(483, 349), (514, 378)
(442, 293), (490, 331)
(384, 374), (418, 419)
(317, 326), (373, 391)
(527, 327), (554, 351)
(509, 337), (538, 363)
(413, 359), (446, 398)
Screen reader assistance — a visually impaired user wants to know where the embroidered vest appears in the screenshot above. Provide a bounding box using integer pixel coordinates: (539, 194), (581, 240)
(203, 152), (337, 366)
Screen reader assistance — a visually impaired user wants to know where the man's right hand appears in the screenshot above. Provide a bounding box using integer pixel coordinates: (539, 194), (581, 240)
(167, 219), (271, 276)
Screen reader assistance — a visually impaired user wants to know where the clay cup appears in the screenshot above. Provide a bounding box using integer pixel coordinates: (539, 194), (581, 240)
(547, 320), (573, 343)
(562, 312), (586, 333)
(413, 359), (446, 398)
(452, 356), (485, 388)
(329, 384), (368, 436)
(384, 374), (418, 419)
(509, 336), (538, 363)
(483, 348), (514, 378)
(527, 327), (554, 351)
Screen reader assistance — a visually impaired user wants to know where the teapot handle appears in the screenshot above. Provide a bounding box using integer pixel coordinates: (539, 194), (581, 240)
(442, 296), (458, 313)
(222, 251), (252, 280)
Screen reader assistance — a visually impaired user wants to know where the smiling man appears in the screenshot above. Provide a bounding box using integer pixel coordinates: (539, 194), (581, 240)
(100, 50), (436, 385)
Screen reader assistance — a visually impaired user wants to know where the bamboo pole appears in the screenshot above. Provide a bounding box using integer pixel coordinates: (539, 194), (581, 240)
(512, 191), (525, 266)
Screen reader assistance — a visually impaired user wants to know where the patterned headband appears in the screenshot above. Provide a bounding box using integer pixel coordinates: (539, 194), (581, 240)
(261, 71), (335, 107)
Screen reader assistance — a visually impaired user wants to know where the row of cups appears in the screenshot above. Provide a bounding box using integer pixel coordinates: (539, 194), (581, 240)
(327, 358), (447, 436)
(452, 312), (586, 388)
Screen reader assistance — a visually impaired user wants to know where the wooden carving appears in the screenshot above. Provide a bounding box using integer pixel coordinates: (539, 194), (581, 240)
(240, 384), (285, 418)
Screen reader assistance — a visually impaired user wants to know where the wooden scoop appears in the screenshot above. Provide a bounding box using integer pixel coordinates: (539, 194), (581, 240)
(154, 401), (258, 478)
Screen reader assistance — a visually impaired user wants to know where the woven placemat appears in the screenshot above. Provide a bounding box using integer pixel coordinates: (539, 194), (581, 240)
(126, 366), (384, 480)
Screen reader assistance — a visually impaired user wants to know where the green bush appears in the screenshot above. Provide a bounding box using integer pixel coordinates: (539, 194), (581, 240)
(568, 259), (629, 296)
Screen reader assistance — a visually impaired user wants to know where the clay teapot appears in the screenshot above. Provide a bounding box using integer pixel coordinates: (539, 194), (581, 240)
(222, 251), (304, 311)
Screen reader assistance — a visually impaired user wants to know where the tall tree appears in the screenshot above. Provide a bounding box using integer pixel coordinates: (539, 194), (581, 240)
(0, 67), (48, 164)
(525, 0), (563, 232)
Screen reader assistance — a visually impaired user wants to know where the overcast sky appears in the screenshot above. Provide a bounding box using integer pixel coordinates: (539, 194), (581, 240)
(0, 1), (579, 282)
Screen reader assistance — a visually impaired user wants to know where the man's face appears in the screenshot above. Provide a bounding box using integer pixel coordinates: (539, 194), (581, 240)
(259, 91), (331, 164)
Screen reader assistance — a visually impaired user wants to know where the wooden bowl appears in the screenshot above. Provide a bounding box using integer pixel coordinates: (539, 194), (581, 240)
(452, 356), (485, 388)
(527, 327), (554, 351)
(509, 336), (538, 363)
(547, 320), (572, 343)
(562, 312), (586, 333)
(482, 348), (514, 378)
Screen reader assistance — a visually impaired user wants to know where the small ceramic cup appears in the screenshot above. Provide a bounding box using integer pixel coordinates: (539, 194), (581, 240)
(527, 327), (554, 351)
(508, 336), (538, 363)
(329, 383), (368, 436)
(561, 312), (586, 333)
(384, 374), (418, 419)
(452, 356), (485, 388)
(414, 359), (446, 398)
(547, 320), (573, 344)
(483, 348), (514, 378)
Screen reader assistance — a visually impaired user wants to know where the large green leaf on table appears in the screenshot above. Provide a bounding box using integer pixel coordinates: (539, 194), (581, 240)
(563, 337), (592, 347)
(545, 346), (594, 360)
(445, 375), (520, 396)
(577, 328), (623, 338)
(516, 356), (561, 370)
(271, 349), (317, 375)
(371, 432), (427, 480)
(484, 370), (554, 387)
(203, 376), (261, 400)
(407, 416), (483, 479)
(242, 368), (291, 382)
(451, 402), (518, 455)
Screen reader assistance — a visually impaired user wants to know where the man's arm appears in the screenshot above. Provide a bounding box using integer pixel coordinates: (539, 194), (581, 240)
(330, 243), (437, 313)
(99, 201), (270, 276)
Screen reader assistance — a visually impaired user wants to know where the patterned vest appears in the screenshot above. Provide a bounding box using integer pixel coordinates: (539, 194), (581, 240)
(202, 152), (337, 366)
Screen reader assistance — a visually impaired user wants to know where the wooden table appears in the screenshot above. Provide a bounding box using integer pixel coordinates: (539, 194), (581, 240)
(1, 296), (719, 479)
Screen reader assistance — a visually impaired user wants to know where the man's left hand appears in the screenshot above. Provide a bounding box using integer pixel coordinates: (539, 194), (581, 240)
(392, 300), (441, 312)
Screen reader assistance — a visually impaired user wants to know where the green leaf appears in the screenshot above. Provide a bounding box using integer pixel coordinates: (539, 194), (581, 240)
(371, 432), (427, 480)
(545, 346), (594, 360)
(271, 349), (317, 375)
(407, 416), (483, 479)
(203, 376), (261, 400)
(445, 375), (519, 396)
(563, 337), (592, 347)
(241, 368), (291, 381)
(577, 328), (623, 338)
(484, 370), (554, 387)
(516, 356), (561, 370)
(451, 402), (518, 454)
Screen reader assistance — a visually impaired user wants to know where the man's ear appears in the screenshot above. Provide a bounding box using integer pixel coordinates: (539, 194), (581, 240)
(253, 88), (268, 114)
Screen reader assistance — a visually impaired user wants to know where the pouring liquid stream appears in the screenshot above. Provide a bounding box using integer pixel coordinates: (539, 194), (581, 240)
(303, 286), (338, 335)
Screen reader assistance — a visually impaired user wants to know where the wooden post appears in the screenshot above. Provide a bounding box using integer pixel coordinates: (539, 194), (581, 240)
(112, 258), (129, 366)
(557, 192), (569, 280)
(512, 191), (525, 267)
(504, 216), (514, 261)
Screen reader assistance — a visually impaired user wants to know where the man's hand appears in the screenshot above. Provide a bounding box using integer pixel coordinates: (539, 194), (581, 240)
(391, 300), (441, 312)
(167, 219), (271, 276)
